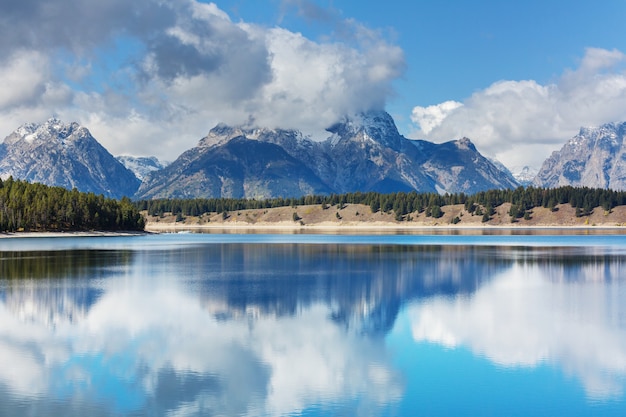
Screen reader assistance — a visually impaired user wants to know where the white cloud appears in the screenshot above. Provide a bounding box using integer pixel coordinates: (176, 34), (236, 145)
(0, 0), (405, 160)
(247, 25), (404, 137)
(410, 262), (626, 399)
(410, 47), (626, 169)
(0, 51), (50, 110)
(411, 100), (463, 134)
(0, 50), (76, 143)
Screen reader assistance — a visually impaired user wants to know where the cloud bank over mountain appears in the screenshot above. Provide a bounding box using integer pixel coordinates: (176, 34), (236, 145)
(0, 0), (404, 159)
(410, 48), (626, 169)
(3, 1), (625, 170)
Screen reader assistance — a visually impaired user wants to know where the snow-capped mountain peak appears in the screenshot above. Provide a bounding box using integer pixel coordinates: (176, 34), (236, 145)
(326, 110), (403, 150)
(0, 118), (140, 198)
(6, 118), (88, 146)
(534, 121), (626, 190)
(456, 137), (477, 152)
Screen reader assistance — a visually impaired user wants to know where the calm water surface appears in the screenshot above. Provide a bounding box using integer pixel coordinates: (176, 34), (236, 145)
(0, 233), (625, 416)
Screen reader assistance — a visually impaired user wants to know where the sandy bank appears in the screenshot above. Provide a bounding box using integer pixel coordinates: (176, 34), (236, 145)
(144, 203), (626, 233)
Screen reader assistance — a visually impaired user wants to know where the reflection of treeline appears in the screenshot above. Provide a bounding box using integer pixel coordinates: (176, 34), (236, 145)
(517, 250), (626, 271)
(0, 177), (145, 232)
(135, 186), (626, 219)
(0, 250), (134, 280)
(186, 243), (506, 332)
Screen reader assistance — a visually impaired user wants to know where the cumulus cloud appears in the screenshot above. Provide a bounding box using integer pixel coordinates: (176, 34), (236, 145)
(410, 47), (626, 169)
(410, 100), (462, 134)
(0, 0), (405, 159)
(0, 0), (173, 54)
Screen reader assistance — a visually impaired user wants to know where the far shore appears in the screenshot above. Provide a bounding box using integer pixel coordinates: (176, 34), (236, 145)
(2, 224), (625, 239)
(0, 231), (148, 239)
(3, 202), (626, 237)
(143, 202), (626, 233)
(144, 221), (626, 231)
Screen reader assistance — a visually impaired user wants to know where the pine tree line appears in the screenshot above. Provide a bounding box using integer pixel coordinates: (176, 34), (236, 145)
(0, 177), (145, 232)
(135, 186), (626, 219)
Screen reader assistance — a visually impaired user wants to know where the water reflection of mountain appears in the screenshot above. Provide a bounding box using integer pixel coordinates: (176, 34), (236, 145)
(0, 250), (133, 326)
(135, 244), (512, 336)
(166, 244), (626, 336)
(512, 248), (626, 283)
(3, 243), (626, 336)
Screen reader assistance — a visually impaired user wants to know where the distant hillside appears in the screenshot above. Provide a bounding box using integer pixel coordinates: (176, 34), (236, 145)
(144, 202), (626, 230)
(137, 186), (626, 227)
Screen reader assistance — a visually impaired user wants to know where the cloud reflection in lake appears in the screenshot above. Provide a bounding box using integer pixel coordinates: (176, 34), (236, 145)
(410, 258), (626, 399)
(0, 243), (412, 416)
(1, 236), (626, 416)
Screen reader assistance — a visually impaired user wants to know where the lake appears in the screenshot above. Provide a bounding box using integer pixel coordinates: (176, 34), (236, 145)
(0, 232), (625, 416)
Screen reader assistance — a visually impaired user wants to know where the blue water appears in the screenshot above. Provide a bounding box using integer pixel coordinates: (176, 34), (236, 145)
(0, 233), (625, 416)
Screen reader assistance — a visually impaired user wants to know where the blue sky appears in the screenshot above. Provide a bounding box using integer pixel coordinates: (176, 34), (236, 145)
(221, 0), (626, 103)
(0, 0), (625, 169)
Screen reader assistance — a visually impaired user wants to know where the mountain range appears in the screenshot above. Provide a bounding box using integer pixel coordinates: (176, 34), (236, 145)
(135, 110), (518, 199)
(2, 114), (626, 200)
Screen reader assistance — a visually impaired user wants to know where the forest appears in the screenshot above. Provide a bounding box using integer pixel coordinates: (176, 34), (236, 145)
(6, 180), (626, 233)
(135, 186), (626, 222)
(0, 177), (145, 232)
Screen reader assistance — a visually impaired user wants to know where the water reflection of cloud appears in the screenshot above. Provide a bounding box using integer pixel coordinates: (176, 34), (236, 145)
(410, 262), (626, 399)
(0, 279), (402, 416)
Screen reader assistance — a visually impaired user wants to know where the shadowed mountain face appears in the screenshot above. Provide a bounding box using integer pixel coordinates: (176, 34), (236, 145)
(135, 136), (333, 199)
(534, 122), (626, 190)
(136, 110), (519, 199)
(415, 137), (520, 194)
(0, 119), (140, 199)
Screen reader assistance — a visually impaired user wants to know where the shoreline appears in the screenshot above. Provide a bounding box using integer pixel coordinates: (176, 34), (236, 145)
(0, 231), (148, 239)
(0, 224), (624, 238)
(142, 202), (626, 233)
(144, 221), (626, 235)
(4, 199), (626, 236)
(145, 222), (626, 231)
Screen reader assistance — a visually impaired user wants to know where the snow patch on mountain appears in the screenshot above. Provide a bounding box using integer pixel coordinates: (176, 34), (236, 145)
(1, 119), (140, 198)
(534, 122), (626, 190)
(511, 166), (538, 186)
(116, 156), (169, 181)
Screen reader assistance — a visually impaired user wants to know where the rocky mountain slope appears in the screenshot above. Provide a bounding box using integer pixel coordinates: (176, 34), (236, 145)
(135, 134), (333, 200)
(0, 118), (140, 199)
(534, 122), (626, 190)
(136, 110), (518, 199)
(413, 137), (519, 194)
